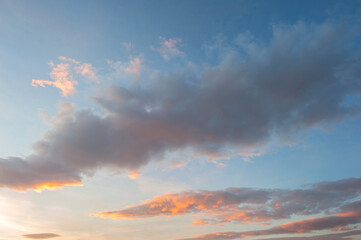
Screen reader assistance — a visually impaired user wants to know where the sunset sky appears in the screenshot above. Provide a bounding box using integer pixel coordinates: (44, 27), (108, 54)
(1, 0), (361, 240)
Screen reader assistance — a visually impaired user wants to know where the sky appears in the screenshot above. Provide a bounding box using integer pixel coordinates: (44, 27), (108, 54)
(0, 0), (361, 240)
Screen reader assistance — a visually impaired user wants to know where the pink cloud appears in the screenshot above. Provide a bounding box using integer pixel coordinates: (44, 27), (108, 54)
(74, 63), (98, 82)
(31, 56), (98, 97)
(32, 62), (77, 97)
(124, 57), (142, 75)
(152, 37), (185, 61)
(122, 42), (133, 51)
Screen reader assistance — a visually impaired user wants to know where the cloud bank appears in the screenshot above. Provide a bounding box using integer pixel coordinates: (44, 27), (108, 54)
(1, 20), (361, 191)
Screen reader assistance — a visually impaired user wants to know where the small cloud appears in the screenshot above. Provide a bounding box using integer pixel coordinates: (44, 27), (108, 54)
(128, 170), (140, 179)
(107, 56), (144, 81)
(152, 37), (185, 61)
(192, 219), (208, 227)
(21, 233), (60, 239)
(124, 56), (142, 75)
(32, 61), (77, 97)
(74, 63), (99, 83)
(122, 42), (133, 51)
(32, 56), (98, 97)
(240, 150), (264, 162)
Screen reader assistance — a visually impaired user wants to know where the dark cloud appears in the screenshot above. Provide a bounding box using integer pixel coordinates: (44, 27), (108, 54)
(1, 20), (361, 190)
(21, 233), (60, 239)
(93, 178), (361, 225)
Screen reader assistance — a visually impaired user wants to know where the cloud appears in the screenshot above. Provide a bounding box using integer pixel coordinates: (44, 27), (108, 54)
(122, 42), (133, 51)
(177, 212), (361, 240)
(0, 156), (82, 192)
(127, 170), (140, 179)
(0, 103), (84, 191)
(32, 56), (98, 97)
(32, 61), (77, 97)
(92, 178), (361, 224)
(21, 233), (60, 239)
(1, 20), (361, 191)
(152, 37), (185, 60)
(256, 230), (361, 240)
(107, 56), (144, 81)
(124, 56), (142, 75)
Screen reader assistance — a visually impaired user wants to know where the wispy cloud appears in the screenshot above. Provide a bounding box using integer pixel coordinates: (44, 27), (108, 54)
(32, 56), (98, 97)
(152, 37), (185, 60)
(177, 213), (361, 240)
(21, 233), (60, 239)
(124, 56), (142, 75)
(107, 55), (144, 80)
(122, 42), (133, 51)
(256, 230), (361, 240)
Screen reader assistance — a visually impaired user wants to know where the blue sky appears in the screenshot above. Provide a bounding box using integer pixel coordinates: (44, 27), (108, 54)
(0, 1), (361, 240)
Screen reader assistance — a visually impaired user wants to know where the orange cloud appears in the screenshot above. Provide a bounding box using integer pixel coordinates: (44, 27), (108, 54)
(33, 181), (83, 192)
(92, 190), (243, 219)
(127, 170), (140, 180)
(93, 178), (361, 229)
(4, 179), (83, 193)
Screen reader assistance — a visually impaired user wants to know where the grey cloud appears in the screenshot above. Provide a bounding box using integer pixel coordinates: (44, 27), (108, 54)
(255, 230), (361, 240)
(177, 213), (361, 240)
(0, 156), (81, 191)
(1, 20), (361, 190)
(312, 177), (361, 193)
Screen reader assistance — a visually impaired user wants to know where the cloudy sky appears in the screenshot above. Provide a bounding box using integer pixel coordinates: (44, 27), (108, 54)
(0, 0), (361, 240)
